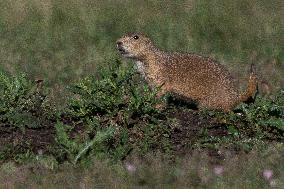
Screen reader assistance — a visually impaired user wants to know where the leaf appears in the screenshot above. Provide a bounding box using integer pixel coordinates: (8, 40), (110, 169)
(260, 118), (284, 130)
(74, 127), (115, 164)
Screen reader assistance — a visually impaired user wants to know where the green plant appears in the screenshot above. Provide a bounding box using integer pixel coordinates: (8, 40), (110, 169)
(197, 90), (284, 151)
(0, 72), (54, 129)
(55, 121), (115, 164)
(67, 60), (161, 120)
(0, 71), (56, 162)
(54, 60), (171, 162)
(235, 91), (284, 139)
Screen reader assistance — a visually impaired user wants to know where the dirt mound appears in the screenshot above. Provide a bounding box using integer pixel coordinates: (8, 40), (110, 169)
(168, 108), (229, 157)
(0, 107), (238, 162)
(0, 124), (55, 159)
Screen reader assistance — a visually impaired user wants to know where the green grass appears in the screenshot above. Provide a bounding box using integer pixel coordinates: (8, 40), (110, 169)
(0, 0), (283, 93)
(1, 146), (284, 189)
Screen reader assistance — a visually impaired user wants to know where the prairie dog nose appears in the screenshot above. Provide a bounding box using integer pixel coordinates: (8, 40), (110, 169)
(116, 41), (123, 46)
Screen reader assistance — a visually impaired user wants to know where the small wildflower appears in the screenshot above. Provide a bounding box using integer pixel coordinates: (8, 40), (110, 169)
(262, 169), (273, 180)
(213, 165), (224, 176)
(125, 162), (136, 173)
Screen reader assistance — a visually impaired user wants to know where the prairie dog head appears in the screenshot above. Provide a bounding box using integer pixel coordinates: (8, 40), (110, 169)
(116, 33), (155, 60)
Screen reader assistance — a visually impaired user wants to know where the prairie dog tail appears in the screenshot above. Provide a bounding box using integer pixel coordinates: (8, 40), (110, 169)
(238, 64), (258, 102)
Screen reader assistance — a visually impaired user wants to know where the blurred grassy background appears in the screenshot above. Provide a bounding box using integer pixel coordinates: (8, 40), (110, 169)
(0, 0), (283, 95)
(1, 146), (284, 188)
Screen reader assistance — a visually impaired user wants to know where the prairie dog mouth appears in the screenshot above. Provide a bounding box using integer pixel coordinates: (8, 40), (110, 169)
(117, 45), (128, 55)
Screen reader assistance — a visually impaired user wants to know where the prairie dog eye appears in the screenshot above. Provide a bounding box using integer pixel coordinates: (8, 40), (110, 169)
(133, 35), (139, 40)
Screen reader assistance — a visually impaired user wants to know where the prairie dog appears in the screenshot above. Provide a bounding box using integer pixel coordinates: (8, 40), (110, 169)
(116, 33), (257, 111)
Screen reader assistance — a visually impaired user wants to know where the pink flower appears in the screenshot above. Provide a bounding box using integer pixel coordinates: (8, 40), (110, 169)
(213, 165), (224, 176)
(125, 162), (136, 173)
(262, 169), (273, 180)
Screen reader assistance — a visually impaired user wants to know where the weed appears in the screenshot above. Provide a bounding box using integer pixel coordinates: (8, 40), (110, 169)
(55, 60), (171, 162)
(197, 90), (284, 151)
(0, 71), (56, 162)
(0, 72), (54, 129)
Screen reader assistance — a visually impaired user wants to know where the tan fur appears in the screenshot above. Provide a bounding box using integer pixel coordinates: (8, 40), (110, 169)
(116, 33), (257, 111)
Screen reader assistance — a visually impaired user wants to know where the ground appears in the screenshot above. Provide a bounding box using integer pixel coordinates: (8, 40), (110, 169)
(0, 106), (245, 163)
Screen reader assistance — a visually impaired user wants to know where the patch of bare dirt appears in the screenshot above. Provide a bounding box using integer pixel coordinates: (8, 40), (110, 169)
(0, 123), (55, 157)
(167, 107), (230, 161)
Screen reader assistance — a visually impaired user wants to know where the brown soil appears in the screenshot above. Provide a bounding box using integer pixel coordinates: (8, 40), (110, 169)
(167, 108), (232, 161)
(0, 107), (232, 162)
(0, 123), (55, 159)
